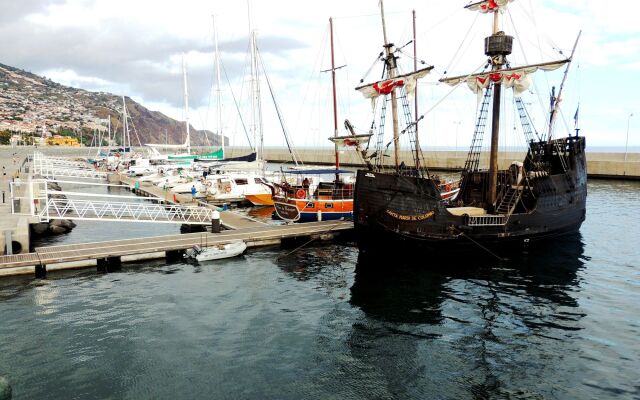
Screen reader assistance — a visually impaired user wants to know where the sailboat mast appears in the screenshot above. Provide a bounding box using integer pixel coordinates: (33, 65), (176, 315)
(122, 96), (128, 150)
(250, 30), (257, 161)
(412, 9), (419, 170)
(379, 0), (401, 170)
(330, 17), (340, 179)
(247, 2), (263, 163)
(248, 31), (264, 162)
(255, 31), (264, 162)
(182, 54), (191, 155)
(213, 15), (224, 155)
(486, 9), (512, 207)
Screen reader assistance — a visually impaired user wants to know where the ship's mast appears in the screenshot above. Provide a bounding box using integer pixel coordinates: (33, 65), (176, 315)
(412, 9), (419, 171)
(485, 9), (513, 207)
(213, 15), (224, 155)
(548, 31), (581, 142)
(330, 17), (340, 181)
(379, 0), (401, 170)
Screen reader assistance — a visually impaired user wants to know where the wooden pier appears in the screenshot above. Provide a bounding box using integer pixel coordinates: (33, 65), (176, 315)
(0, 220), (353, 277)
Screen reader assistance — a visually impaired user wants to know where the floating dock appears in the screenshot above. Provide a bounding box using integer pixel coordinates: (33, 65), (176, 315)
(0, 220), (353, 277)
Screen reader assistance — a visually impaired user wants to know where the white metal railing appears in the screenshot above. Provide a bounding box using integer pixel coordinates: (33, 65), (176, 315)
(32, 152), (107, 179)
(41, 198), (215, 225)
(467, 215), (507, 226)
(34, 165), (108, 179)
(9, 179), (48, 216)
(11, 179), (214, 225)
(33, 154), (89, 168)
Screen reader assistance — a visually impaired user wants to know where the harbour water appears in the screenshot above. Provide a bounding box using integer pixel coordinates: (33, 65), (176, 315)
(0, 179), (638, 399)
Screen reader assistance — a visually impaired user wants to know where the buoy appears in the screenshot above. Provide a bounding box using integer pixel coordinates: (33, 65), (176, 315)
(0, 375), (12, 400)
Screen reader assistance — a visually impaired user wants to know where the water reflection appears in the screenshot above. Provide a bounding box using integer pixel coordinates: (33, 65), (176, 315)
(345, 234), (588, 399)
(351, 233), (586, 322)
(276, 244), (355, 299)
(246, 206), (275, 220)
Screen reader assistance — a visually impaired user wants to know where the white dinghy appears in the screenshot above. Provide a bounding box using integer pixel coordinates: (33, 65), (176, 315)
(183, 241), (247, 262)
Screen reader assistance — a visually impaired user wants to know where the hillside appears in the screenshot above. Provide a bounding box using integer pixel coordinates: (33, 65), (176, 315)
(0, 62), (225, 147)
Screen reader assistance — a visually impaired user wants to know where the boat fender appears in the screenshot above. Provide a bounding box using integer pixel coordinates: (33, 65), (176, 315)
(445, 183), (452, 192)
(296, 189), (306, 199)
(225, 186), (231, 193)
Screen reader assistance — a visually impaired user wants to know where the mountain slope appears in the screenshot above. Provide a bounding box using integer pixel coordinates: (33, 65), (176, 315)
(0, 62), (225, 146)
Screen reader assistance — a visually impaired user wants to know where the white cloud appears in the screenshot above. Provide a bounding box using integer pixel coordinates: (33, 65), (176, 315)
(2, 0), (639, 147)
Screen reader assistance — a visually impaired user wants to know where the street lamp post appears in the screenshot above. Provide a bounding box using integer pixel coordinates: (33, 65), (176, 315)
(455, 120), (461, 160)
(624, 113), (634, 175)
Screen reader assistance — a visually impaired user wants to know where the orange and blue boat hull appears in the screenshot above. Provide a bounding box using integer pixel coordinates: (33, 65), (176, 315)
(273, 197), (353, 222)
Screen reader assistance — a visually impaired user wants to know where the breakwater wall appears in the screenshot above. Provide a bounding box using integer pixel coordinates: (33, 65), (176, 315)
(1, 145), (638, 179)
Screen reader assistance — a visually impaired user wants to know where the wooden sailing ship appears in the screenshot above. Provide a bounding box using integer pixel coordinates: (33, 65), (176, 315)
(352, 0), (586, 257)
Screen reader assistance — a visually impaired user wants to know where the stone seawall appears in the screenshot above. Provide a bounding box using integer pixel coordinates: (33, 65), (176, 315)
(2, 145), (638, 179)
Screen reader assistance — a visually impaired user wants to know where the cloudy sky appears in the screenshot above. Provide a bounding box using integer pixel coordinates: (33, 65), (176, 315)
(1, 0), (638, 150)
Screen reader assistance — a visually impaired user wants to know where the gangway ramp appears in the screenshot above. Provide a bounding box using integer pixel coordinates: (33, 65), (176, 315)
(40, 198), (216, 225)
(11, 178), (217, 225)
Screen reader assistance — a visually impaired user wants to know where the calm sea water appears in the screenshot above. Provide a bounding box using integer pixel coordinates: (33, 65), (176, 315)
(0, 179), (639, 399)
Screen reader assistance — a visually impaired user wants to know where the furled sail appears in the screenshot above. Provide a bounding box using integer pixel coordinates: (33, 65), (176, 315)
(355, 67), (433, 100)
(440, 59), (569, 94)
(328, 134), (373, 147)
(465, 0), (514, 13)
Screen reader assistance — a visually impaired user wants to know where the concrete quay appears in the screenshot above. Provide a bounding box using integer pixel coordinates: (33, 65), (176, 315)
(0, 147), (39, 256)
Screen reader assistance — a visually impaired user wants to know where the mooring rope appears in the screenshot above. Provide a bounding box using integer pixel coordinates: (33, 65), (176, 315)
(274, 219), (349, 261)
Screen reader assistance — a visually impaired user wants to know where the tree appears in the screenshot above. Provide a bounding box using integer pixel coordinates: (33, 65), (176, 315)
(0, 130), (10, 145)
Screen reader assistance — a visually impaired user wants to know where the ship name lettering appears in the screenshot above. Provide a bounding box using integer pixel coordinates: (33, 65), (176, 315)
(385, 210), (434, 221)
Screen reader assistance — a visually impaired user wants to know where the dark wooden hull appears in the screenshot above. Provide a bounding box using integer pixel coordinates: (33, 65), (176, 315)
(273, 200), (301, 222)
(354, 136), (587, 257)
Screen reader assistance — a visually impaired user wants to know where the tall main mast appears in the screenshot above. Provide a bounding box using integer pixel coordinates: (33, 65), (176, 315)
(329, 17), (340, 180)
(379, 1), (401, 170)
(485, 8), (513, 207)
(412, 9), (419, 171)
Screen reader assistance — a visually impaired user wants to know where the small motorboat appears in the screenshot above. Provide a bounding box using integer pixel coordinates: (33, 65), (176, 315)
(183, 241), (247, 262)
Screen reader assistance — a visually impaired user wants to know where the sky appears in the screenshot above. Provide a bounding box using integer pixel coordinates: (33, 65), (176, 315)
(1, 0), (638, 150)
